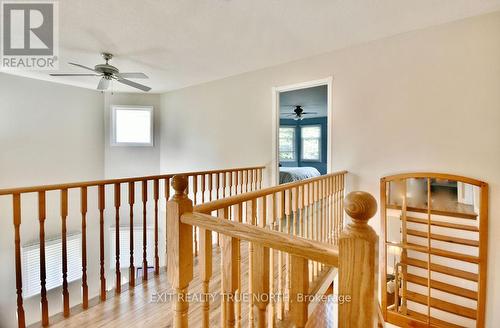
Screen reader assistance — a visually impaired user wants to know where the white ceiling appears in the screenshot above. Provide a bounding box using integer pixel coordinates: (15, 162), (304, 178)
(280, 85), (327, 119)
(4, 0), (500, 93)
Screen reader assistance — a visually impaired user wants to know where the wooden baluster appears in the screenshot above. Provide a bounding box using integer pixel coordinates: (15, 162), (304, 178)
(290, 255), (309, 328)
(215, 172), (220, 200)
(276, 192), (284, 320)
(165, 177), (171, 264)
(268, 194), (277, 326)
(229, 171), (233, 196)
(252, 197), (270, 328)
(208, 173), (213, 201)
(310, 182), (316, 277)
(38, 191), (49, 326)
(222, 171), (226, 198)
(216, 173), (220, 247)
(292, 187), (298, 236)
(334, 176), (339, 244)
(284, 189), (291, 234)
(331, 176), (335, 243)
(307, 183), (314, 282)
(219, 206), (239, 328)
(201, 174), (206, 203)
(247, 199), (257, 327)
(319, 180), (324, 271)
(80, 187), (89, 308)
(298, 185), (304, 238)
(339, 191), (378, 328)
(154, 179), (160, 274)
(98, 185), (106, 301)
(321, 179), (325, 243)
(13, 193), (25, 328)
(258, 168), (263, 189)
(167, 176), (194, 328)
(235, 170), (240, 194)
(200, 226), (212, 328)
(249, 169), (254, 191)
(313, 181), (318, 277)
(327, 177), (332, 244)
(165, 177), (171, 201)
(114, 183), (121, 293)
(193, 176), (199, 257)
(340, 174), (345, 230)
(234, 203), (243, 327)
(244, 170), (248, 193)
(284, 189), (291, 313)
(142, 180), (148, 281)
(61, 189), (70, 316)
(128, 182), (135, 287)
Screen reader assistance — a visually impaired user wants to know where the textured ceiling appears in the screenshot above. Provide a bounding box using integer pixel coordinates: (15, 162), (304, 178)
(4, 0), (500, 93)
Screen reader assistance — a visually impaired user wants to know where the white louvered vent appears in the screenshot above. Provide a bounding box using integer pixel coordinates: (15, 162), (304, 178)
(109, 225), (155, 269)
(22, 234), (82, 298)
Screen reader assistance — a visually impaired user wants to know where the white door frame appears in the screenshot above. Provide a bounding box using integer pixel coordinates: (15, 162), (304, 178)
(271, 76), (334, 185)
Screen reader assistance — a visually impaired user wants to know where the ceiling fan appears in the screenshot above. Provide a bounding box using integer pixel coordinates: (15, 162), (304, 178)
(50, 53), (151, 92)
(283, 105), (318, 120)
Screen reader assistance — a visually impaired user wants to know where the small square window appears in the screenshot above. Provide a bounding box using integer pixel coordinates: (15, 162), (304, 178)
(111, 106), (153, 146)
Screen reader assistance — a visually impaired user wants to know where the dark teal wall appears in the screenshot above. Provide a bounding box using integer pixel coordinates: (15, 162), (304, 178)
(279, 117), (327, 174)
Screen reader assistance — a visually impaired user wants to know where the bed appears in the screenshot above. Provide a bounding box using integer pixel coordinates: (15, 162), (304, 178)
(279, 166), (321, 184)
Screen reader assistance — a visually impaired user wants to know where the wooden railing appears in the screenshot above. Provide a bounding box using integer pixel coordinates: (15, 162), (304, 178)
(167, 171), (379, 327)
(0, 166), (264, 328)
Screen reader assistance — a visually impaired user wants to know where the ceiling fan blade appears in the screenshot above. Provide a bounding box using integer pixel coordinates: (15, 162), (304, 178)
(50, 73), (100, 76)
(97, 78), (110, 90)
(116, 72), (148, 79)
(68, 62), (99, 72)
(302, 112), (318, 114)
(116, 77), (151, 91)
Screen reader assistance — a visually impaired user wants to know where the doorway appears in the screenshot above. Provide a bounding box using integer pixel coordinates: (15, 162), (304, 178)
(272, 77), (333, 185)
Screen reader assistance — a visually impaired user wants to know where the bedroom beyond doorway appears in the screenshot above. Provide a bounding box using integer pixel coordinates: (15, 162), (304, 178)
(274, 79), (332, 185)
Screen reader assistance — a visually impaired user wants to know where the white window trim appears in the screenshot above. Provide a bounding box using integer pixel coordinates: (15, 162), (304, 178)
(111, 105), (154, 147)
(301, 124), (322, 162)
(279, 126), (297, 162)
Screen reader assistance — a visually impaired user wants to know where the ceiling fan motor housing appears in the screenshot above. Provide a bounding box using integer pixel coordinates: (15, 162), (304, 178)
(94, 64), (119, 76)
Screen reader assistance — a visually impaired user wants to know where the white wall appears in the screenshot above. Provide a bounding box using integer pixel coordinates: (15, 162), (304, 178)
(0, 76), (163, 327)
(0, 74), (104, 326)
(0, 73), (104, 187)
(104, 92), (162, 178)
(160, 11), (500, 326)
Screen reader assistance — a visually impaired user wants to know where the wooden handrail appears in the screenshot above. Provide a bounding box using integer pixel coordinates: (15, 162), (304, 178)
(0, 165), (265, 195)
(3, 165), (264, 328)
(166, 174), (378, 328)
(181, 212), (339, 266)
(194, 170), (347, 213)
(381, 171), (485, 187)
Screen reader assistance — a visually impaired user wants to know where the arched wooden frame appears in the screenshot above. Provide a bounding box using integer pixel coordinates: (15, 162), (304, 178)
(380, 172), (488, 328)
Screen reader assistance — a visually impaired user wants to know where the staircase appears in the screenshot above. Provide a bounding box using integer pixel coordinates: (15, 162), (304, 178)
(381, 173), (488, 328)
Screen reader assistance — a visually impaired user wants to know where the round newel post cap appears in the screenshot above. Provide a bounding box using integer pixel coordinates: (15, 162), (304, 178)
(344, 191), (377, 223)
(172, 175), (188, 196)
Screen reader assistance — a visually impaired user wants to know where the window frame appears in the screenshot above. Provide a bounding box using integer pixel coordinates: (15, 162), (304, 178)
(279, 126), (297, 162)
(300, 124), (322, 162)
(111, 105), (154, 147)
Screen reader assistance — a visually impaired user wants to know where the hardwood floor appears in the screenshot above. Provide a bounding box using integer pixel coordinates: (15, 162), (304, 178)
(43, 242), (334, 328)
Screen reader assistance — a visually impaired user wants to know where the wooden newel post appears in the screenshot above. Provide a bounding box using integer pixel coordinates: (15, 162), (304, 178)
(339, 191), (378, 328)
(167, 175), (194, 328)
